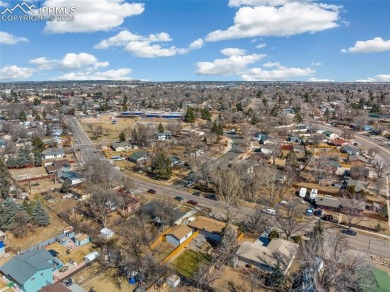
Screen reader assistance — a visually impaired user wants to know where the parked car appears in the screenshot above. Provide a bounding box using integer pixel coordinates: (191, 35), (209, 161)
(148, 189), (157, 194)
(314, 209), (322, 217)
(192, 191), (201, 196)
(205, 194), (218, 201)
(187, 200), (198, 206)
(340, 229), (357, 236)
(262, 208), (276, 215)
(63, 278), (73, 287)
(175, 196), (184, 202)
(321, 215), (337, 223)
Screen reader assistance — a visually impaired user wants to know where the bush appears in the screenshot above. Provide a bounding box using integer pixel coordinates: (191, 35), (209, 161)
(292, 236), (302, 245)
(193, 184), (214, 193)
(268, 230), (280, 241)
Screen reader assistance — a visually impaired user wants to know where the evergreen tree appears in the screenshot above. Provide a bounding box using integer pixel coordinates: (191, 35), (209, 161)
(286, 149), (299, 168)
(236, 101), (243, 111)
(1, 199), (19, 228)
(200, 108), (212, 121)
(31, 201), (50, 227)
(119, 131), (126, 142)
(32, 137), (45, 153)
(0, 159), (11, 199)
(151, 152), (172, 180)
(294, 112), (303, 123)
(19, 111), (27, 122)
(184, 107), (196, 123)
(157, 123), (165, 133)
(42, 110), (47, 118)
(211, 122), (219, 135)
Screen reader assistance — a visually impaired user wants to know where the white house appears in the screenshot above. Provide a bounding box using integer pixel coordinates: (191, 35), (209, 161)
(100, 228), (114, 239)
(165, 225), (193, 247)
(41, 148), (65, 159)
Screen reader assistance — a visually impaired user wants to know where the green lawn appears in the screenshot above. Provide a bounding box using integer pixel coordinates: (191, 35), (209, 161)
(373, 268), (390, 292)
(171, 249), (212, 278)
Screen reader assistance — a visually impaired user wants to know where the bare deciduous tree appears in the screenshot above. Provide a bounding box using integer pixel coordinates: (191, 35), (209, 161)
(275, 199), (306, 239)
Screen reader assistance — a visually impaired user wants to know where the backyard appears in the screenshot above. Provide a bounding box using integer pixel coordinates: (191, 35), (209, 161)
(170, 249), (212, 278)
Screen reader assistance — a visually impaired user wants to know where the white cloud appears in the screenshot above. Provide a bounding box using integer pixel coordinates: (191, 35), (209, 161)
(356, 75), (390, 82)
(206, 1), (341, 41)
(29, 53), (108, 70)
(0, 31), (29, 45)
(95, 30), (203, 58)
(59, 53), (109, 70)
(308, 77), (334, 82)
(196, 52), (265, 75)
(220, 48), (246, 56)
(342, 37), (390, 53)
(228, 0), (309, 6)
(311, 62), (322, 66)
(241, 63), (314, 81)
(40, 0), (144, 33)
(256, 43), (266, 49)
(29, 57), (57, 70)
(0, 66), (35, 80)
(0, 1), (8, 7)
(54, 68), (133, 80)
(263, 61), (281, 68)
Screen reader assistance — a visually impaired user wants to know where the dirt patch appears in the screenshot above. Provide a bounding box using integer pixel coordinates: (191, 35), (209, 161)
(57, 242), (96, 264)
(211, 266), (259, 292)
(82, 268), (136, 292)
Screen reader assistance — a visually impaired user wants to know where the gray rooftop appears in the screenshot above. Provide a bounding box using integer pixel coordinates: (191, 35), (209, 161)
(0, 249), (54, 285)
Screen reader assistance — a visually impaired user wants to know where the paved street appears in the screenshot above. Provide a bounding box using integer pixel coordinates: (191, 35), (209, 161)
(66, 117), (390, 259)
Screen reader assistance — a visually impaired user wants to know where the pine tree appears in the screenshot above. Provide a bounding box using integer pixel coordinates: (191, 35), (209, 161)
(151, 152), (172, 180)
(119, 131), (126, 142)
(184, 107), (196, 123)
(31, 201), (50, 227)
(19, 111), (27, 122)
(236, 101), (243, 111)
(286, 149), (299, 168)
(0, 158), (11, 199)
(157, 123), (165, 133)
(2, 199), (19, 228)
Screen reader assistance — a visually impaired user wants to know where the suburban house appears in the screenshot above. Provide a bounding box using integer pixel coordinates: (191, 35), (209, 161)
(44, 160), (70, 174)
(347, 179), (369, 193)
(41, 148), (65, 160)
(322, 130), (338, 140)
(111, 141), (131, 152)
(235, 238), (298, 274)
(39, 282), (72, 292)
(316, 196), (366, 213)
(257, 145), (274, 155)
(349, 166), (369, 181)
(0, 249), (63, 292)
(165, 225), (193, 247)
(123, 197), (141, 214)
(59, 171), (84, 185)
(348, 155), (368, 166)
(287, 136), (303, 144)
(188, 216), (237, 241)
(170, 156), (184, 167)
(155, 131), (172, 141)
(340, 145), (359, 156)
(128, 151), (149, 164)
(186, 149), (204, 157)
(73, 233), (90, 247)
(329, 138), (348, 146)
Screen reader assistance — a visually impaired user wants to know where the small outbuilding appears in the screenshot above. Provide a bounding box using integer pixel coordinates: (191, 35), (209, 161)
(84, 251), (99, 264)
(100, 228), (114, 239)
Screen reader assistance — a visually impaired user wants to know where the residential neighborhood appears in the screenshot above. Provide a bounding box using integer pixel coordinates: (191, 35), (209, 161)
(0, 81), (389, 292)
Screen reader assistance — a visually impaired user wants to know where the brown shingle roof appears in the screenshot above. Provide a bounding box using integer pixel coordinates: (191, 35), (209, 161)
(167, 225), (193, 240)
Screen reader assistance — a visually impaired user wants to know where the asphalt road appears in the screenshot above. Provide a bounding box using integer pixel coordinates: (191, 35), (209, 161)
(315, 123), (390, 166)
(67, 117), (390, 259)
(327, 228), (390, 258)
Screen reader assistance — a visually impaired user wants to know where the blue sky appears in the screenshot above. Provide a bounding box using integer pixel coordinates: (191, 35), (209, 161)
(0, 0), (389, 82)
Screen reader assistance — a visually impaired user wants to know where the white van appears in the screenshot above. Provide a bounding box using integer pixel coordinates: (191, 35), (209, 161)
(310, 189), (318, 200)
(299, 187), (307, 198)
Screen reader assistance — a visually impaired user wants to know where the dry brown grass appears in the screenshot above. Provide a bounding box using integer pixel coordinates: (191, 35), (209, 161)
(82, 268), (136, 292)
(6, 210), (68, 253)
(57, 242), (96, 264)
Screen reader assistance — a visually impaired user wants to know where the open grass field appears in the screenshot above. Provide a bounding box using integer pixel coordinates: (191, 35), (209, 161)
(170, 249), (212, 278)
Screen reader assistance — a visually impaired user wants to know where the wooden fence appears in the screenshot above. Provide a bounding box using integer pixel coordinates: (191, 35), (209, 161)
(161, 230), (199, 265)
